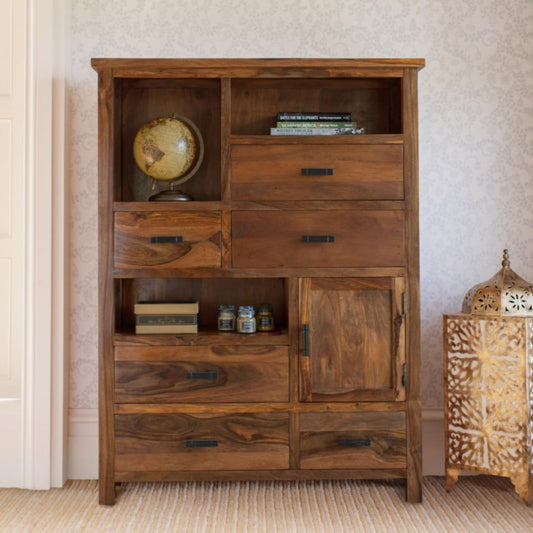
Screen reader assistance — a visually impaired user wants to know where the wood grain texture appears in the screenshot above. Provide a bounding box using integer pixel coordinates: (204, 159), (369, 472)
(231, 144), (403, 201)
(115, 469), (407, 482)
(300, 278), (405, 402)
(97, 67), (117, 505)
(115, 402), (406, 415)
(93, 58), (423, 503)
(232, 210), (405, 269)
(230, 77), (402, 135)
(299, 412), (406, 469)
(115, 413), (289, 471)
(114, 211), (221, 269)
(92, 57), (425, 72)
(402, 67), (422, 503)
(117, 277), (288, 331)
(120, 79), (221, 202)
(114, 345), (289, 403)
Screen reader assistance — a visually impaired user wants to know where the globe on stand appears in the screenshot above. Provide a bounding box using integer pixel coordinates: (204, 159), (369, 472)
(133, 114), (204, 201)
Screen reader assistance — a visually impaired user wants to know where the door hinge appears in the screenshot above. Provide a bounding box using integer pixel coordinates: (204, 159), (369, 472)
(401, 363), (407, 388)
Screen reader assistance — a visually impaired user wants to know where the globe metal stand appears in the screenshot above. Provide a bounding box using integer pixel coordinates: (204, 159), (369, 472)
(149, 181), (193, 202)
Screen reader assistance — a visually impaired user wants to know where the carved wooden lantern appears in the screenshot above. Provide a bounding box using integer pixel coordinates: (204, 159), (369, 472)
(444, 249), (533, 505)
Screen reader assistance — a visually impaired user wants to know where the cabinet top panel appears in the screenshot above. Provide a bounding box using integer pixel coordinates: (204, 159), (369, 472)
(91, 58), (425, 78)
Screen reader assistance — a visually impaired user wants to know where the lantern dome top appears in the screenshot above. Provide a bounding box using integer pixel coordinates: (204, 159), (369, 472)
(462, 249), (533, 316)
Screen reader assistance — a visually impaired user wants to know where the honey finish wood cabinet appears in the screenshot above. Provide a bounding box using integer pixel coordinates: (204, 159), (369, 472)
(92, 58), (424, 505)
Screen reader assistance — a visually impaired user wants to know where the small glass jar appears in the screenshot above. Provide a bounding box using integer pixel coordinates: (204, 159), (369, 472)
(236, 305), (256, 334)
(256, 303), (274, 332)
(217, 304), (236, 331)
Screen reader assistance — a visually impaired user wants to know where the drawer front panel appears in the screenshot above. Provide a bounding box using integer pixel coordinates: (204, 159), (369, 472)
(231, 144), (403, 201)
(232, 210), (404, 268)
(115, 412), (290, 472)
(114, 211), (221, 269)
(299, 412), (406, 469)
(115, 345), (289, 403)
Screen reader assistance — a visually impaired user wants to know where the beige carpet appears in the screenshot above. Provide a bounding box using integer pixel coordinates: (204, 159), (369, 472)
(0, 477), (531, 532)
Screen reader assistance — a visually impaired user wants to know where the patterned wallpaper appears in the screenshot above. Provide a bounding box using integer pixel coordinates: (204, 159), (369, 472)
(68, 0), (533, 409)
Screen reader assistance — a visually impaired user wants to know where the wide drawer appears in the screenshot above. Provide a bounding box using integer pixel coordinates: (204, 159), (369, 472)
(114, 345), (289, 403)
(114, 211), (221, 269)
(115, 412), (290, 472)
(299, 412), (406, 469)
(232, 210), (404, 268)
(231, 144), (403, 201)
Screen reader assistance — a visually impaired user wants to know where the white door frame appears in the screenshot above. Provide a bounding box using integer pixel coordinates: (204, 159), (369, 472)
(0, 0), (68, 489)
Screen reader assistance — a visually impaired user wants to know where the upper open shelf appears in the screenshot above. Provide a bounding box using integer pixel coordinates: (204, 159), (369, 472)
(230, 78), (402, 136)
(110, 75), (404, 202)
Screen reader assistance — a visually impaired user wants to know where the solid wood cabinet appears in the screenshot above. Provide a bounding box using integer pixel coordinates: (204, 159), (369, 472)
(92, 58), (424, 505)
(299, 277), (406, 402)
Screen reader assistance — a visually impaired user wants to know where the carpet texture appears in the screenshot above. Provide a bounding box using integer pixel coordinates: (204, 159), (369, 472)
(0, 476), (531, 532)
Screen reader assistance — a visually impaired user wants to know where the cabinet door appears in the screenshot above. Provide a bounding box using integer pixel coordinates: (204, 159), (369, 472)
(299, 277), (405, 402)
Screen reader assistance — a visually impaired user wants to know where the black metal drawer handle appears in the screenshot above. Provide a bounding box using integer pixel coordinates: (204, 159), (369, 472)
(301, 168), (334, 176)
(338, 438), (371, 447)
(150, 236), (183, 243)
(302, 324), (309, 357)
(185, 371), (218, 380)
(185, 439), (218, 448)
(302, 235), (335, 243)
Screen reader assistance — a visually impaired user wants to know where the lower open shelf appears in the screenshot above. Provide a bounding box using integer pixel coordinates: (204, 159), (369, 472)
(114, 327), (289, 346)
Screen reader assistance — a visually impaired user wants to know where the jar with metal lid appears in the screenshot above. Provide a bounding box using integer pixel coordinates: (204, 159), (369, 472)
(236, 305), (256, 334)
(256, 303), (274, 332)
(217, 304), (236, 331)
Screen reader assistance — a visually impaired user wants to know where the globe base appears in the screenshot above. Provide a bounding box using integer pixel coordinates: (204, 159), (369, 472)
(149, 189), (193, 202)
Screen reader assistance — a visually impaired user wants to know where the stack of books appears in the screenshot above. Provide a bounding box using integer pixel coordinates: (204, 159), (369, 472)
(134, 301), (199, 334)
(270, 112), (364, 136)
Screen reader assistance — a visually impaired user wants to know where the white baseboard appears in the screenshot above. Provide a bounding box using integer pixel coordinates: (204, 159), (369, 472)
(67, 408), (445, 480)
(68, 409), (98, 480)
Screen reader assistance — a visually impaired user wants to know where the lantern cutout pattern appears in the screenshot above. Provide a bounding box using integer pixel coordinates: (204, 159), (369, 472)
(444, 250), (533, 505)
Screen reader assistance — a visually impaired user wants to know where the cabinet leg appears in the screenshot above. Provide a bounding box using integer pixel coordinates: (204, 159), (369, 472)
(406, 475), (423, 503)
(509, 472), (532, 506)
(99, 477), (117, 505)
(445, 467), (460, 492)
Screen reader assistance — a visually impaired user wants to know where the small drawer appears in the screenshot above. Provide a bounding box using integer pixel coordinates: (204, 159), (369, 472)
(232, 210), (404, 268)
(114, 211), (221, 269)
(299, 412), (406, 469)
(231, 144), (403, 201)
(114, 345), (289, 403)
(115, 412), (290, 472)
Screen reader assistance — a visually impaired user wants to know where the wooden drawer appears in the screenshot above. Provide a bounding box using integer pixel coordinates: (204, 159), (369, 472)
(299, 412), (406, 469)
(232, 210), (404, 268)
(114, 211), (221, 269)
(115, 412), (290, 472)
(231, 144), (403, 201)
(115, 345), (289, 403)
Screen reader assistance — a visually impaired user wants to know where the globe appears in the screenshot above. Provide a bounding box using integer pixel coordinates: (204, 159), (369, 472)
(132, 115), (204, 199)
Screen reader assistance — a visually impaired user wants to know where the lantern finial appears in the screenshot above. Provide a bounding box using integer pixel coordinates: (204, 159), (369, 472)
(502, 249), (510, 268)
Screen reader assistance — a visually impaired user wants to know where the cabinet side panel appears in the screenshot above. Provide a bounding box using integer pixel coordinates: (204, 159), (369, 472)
(403, 67), (422, 502)
(97, 68), (117, 505)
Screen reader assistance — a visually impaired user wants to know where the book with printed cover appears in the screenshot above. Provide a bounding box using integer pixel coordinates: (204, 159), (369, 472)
(270, 127), (364, 136)
(276, 121), (358, 129)
(135, 313), (198, 334)
(277, 112), (352, 122)
(134, 301), (199, 315)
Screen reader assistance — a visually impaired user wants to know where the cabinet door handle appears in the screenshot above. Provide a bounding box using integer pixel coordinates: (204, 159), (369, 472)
(185, 439), (218, 448)
(338, 438), (371, 447)
(302, 324), (309, 357)
(301, 168), (334, 176)
(150, 236), (183, 243)
(185, 371), (218, 380)
(302, 235), (335, 243)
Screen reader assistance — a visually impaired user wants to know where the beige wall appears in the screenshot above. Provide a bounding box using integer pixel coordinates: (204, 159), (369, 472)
(67, 0), (533, 475)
